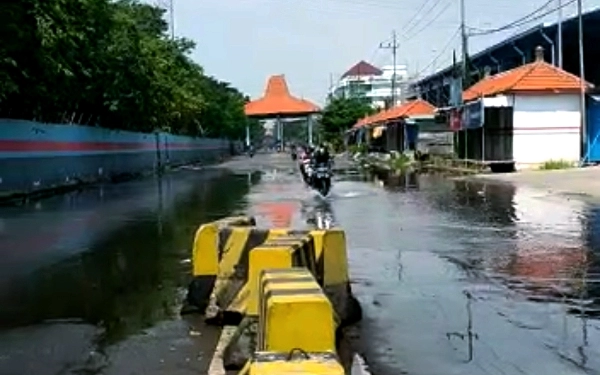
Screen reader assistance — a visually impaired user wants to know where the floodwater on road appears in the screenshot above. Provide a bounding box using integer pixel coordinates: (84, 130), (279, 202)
(1, 153), (600, 375)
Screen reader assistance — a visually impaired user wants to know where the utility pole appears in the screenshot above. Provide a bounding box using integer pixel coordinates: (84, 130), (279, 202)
(380, 30), (400, 106)
(577, 0), (586, 162)
(460, 0), (468, 87)
(557, 0), (563, 67)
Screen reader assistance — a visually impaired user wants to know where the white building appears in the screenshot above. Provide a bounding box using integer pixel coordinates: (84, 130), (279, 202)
(459, 46), (589, 170)
(330, 61), (409, 109)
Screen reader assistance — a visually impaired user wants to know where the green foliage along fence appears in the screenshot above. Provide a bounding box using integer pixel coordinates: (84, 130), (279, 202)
(0, 0), (260, 140)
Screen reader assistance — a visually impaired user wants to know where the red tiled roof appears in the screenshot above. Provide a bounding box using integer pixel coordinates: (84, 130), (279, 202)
(245, 75), (320, 117)
(352, 99), (437, 128)
(380, 99), (436, 122)
(463, 47), (592, 102)
(341, 61), (383, 79)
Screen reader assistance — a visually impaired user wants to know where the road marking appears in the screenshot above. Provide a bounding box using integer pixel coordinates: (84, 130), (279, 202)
(352, 353), (373, 375)
(208, 326), (236, 375)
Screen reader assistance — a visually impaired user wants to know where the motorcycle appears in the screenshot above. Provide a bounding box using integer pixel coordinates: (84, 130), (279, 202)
(309, 162), (332, 197)
(299, 156), (312, 184)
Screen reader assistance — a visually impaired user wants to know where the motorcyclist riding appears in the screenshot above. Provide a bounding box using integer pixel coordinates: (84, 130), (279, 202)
(310, 144), (332, 169)
(308, 144), (333, 196)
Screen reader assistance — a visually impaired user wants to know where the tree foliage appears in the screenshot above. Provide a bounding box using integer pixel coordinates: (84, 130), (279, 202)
(0, 0), (255, 139)
(319, 97), (375, 141)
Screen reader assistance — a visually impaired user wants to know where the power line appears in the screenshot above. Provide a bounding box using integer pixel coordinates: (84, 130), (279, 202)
(404, 0), (453, 42)
(402, 0), (441, 38)
(469, 0), (574, 36)
(414, 27), (461, 79)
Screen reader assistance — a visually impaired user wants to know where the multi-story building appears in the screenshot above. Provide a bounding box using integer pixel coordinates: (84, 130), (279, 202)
(329, 61), (409, 109)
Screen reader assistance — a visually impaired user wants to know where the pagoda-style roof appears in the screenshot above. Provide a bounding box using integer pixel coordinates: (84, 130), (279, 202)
(245, 75), (320, 118)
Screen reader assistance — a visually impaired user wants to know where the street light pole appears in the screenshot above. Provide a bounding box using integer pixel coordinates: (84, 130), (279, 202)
(577, 0), (586, 161)
(557, 0), (563, 67)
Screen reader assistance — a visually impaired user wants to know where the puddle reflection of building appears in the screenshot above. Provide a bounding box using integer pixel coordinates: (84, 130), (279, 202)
(448, 179), (518, 226)
(371, 170), (420, 191)
(256, 201), (299, 228)
(493, 187), (591, 304)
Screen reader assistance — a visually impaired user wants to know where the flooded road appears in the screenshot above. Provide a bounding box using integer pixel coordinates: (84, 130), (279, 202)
(2, 153), (600, 375)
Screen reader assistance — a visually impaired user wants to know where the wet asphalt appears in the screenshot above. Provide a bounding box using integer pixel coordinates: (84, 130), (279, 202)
(1, 153), (600, 375)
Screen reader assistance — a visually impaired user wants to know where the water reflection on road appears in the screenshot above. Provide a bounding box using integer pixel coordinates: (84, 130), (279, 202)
(0, 169), (259, 375)
(2, 154), (600, 375)
(346, 170), (600, 375)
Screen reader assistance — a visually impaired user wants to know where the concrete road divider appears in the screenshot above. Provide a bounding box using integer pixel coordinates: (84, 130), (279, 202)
(240, 352), (344, 375)
(222, 234), (323, 369)
(187, 215), (261, 315)
(187, 217), (361, 327)
(308, 229), (362, 326)
(257, 268), (336, 352)
(232, 268), (345, 374)
(187, 216), (362, 371)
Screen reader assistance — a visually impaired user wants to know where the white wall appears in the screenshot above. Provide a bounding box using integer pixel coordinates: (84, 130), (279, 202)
(512, 94), (581, 168)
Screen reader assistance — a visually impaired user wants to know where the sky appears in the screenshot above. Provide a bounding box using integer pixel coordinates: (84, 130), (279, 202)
(150, 0), (599, 105)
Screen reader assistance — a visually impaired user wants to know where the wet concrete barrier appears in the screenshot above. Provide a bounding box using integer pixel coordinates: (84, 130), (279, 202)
(236, 268), (344, 374)
(188, 216), (361, 326)
(187, 216), (362, 372)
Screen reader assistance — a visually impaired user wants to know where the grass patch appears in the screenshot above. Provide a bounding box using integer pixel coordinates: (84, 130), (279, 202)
(538, 159), (575, 170)
(388, 153), (412, 170)
(347, 144), (368, 155)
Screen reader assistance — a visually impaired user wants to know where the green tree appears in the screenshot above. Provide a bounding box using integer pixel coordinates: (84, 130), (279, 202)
(0, 0), (249, 140)
(319, 97), (375, 143)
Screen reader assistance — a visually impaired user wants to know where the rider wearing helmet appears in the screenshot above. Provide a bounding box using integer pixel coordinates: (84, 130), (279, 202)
(311, 144), (332, 168)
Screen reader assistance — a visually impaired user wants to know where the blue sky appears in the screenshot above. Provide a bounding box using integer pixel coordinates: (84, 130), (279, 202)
(150, 0), (597, 104)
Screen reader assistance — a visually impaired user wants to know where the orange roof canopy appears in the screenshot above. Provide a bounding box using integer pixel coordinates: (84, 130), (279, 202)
(245, 75), (320, 118)
(463, 46), (592, 102)
(353, 99), (437, 128)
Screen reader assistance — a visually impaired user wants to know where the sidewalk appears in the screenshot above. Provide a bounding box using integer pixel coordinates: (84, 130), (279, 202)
(467, 166), (600, 201)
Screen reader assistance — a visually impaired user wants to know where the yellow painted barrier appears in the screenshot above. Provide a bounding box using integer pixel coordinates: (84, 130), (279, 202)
(187, 216), (360, 351)
(309, 228), (361, 325)
(187, 216), (276, 317)
(257, 268), (336, 352)
(236, 269), (344, 374)
(247, 235), (319, 317)
(248, 352), (344, 375)
(222, 238), (334, 371)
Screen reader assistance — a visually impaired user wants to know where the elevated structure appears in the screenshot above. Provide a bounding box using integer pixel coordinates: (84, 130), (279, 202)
(245, 75), (320, 147)
(410, 8), (600, 107)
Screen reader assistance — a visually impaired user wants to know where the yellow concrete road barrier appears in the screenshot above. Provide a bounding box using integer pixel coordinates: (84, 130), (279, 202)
(257, 268), (336, 352)
(247, 352), (344, 375)
(230, 269), (344, 373)
(187, 216), (258, 315)
(309, 228), (362, 326)
(222, 237), (328, 370)
(187, 217), (360, 338)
